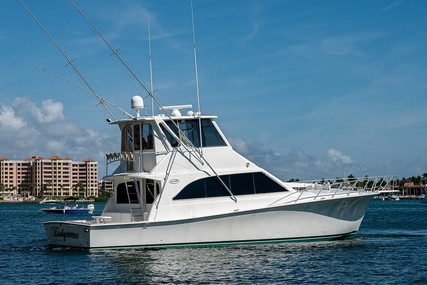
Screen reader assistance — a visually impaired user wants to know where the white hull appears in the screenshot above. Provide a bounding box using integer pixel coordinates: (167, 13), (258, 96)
(44, 194), (373, 249)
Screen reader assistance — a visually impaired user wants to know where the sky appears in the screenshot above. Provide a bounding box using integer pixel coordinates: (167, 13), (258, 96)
(1, 0), (427, 181)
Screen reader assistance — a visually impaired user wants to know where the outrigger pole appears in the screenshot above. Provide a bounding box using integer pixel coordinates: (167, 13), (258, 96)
(68, 0), (185, 121)
(68, 1), (157, 99)
(28, 62), (134, 118)
(19, 0), (120, 121)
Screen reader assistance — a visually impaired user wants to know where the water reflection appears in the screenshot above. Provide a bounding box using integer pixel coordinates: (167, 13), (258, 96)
(88, 241), (369, 284)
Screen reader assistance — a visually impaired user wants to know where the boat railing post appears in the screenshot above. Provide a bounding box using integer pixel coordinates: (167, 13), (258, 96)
(295, 190), (304, 203)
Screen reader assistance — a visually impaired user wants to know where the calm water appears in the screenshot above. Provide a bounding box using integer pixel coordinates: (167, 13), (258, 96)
(1, 200), (426, 284)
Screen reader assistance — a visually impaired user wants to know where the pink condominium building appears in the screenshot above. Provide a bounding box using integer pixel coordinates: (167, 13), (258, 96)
(0, 155), (98, 197)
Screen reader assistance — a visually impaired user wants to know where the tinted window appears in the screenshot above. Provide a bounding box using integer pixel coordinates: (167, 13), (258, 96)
(205, 176), (230, 197)
(161, 123), (178, 147)
(163, 119), (226, 148)
(174, 179), (206, 199)
(230, 173), (255, 195)
(201, 119), (226, 147)
(254, 172), (284, 193)
(173, 172), (286, 200)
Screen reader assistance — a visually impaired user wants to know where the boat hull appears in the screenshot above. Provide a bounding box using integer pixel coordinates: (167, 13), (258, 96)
(44, 194), (374, 249)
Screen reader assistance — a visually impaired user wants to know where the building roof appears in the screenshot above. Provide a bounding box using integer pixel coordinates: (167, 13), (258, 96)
(49, 155), (61, 160)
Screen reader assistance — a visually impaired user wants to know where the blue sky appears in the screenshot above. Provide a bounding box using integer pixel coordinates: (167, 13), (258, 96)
(1, 0), (427, 180)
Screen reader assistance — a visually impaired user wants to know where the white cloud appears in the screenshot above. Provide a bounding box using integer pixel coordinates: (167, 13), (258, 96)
(0, 98), (116, 176)
(327, 148), (352, 164)
(16, 98), (65, 124)
(0, 104), (26, 131)
(229, 136), (351, 180)
(12, 97), (65, 123)
(377, 0), (403, 16)
(228, 137), (249, 153)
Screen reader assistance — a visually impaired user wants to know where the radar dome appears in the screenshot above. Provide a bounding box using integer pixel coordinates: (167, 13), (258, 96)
(131, 96), (144, 110)
(131, 96), (144, 118)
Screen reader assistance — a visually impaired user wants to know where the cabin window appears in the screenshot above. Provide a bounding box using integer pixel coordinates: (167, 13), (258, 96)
(163, 119), (226, 148)
(142, 123), (154, 150)
(173, 172), (286, 200)
(160, 124), (179, 147)
(253, 172), (285, 193)
(117, 181), (140, 204)
(121, 125), (133, 152)
(121, 123), (155, 152)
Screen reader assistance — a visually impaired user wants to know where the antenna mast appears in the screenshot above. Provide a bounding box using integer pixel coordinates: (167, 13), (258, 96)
(191, 0), (204, 154)
(148, 16), (155, 116)
(191, 0), (201, 115)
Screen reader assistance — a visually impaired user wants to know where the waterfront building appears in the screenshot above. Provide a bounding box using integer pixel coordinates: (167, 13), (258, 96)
(0, 156), (98, 197)
(401, 182), (426, 199)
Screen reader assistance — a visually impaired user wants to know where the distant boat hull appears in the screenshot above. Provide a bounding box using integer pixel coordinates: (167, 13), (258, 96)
(39, 198), (60, 204)
(42, 208), (92, 214)
(42, 203), (94, 215)
(43, 194), (373, 249)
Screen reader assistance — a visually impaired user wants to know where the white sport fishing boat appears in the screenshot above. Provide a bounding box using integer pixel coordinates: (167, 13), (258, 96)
(43, 99), (381, 249)
(20, 0), (385, 249)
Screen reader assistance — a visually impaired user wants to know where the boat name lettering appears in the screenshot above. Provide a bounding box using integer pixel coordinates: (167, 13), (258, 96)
(52, 227), (79, 240)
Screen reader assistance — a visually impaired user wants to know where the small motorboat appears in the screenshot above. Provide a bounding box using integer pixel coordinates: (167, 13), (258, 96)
(42, 198), (94, 214)
(39, 197), (60, 204)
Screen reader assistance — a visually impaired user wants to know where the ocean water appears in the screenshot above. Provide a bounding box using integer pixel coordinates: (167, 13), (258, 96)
(1, 199), (426, 284)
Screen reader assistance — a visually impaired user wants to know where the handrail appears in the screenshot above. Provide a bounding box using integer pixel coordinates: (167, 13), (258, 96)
(269, 175), (396, 206)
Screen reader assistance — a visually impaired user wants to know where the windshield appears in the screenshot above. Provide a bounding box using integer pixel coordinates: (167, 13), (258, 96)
(161, 118), (226, 148)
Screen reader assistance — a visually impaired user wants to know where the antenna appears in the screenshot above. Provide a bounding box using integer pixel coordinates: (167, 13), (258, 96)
(148, 16), (154, 116)
(19, 0), (119, 121)
(191, 0), (201, 116)
(191, 0), (204, 155)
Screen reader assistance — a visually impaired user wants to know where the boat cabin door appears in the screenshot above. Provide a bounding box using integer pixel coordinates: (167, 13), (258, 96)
(142, 179), (159, 220)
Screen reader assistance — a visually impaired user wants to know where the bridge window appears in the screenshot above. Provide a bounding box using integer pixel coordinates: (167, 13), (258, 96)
(163, 119), (226, 148)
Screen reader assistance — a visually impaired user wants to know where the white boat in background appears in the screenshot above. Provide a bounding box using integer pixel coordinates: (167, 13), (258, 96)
(42, 198), (95, 214)
(376, 190), (401, 201)
(39, 198), (60, 204)
(20, 1), (390, 249)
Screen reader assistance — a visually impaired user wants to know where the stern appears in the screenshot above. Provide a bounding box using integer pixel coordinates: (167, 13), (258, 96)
(44, 221), (91, 248)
